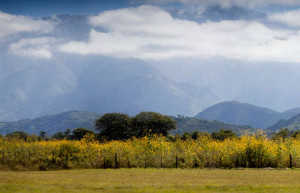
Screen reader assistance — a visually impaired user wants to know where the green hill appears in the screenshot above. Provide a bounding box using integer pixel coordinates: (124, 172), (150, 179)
(0, 111), (100, 135)
(172, 116), (253, 135)
(267, 114), (300, 131)
(195, 101), (296, 129)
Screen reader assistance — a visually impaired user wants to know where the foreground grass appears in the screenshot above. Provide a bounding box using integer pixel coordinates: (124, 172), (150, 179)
(1, 169), (300, 193)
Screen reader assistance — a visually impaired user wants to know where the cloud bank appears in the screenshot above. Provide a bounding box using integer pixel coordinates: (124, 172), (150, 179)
(9, 37), (54, 59)
(142, 0), (300, 8)
(0, 11), (54, 40)
(60, 5), (300, 62)
(269, 9), (300, 28)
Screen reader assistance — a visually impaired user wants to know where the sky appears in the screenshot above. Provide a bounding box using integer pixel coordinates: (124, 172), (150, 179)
(2, 0), (300, 62)
(1, 0), (300, 17)
(2, 0), (300, 113)
(0, 0), (131, 17)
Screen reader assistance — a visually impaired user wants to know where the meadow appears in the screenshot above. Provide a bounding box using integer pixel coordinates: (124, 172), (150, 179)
(1, 169), (300, 193)
(1, 131), (300, 170)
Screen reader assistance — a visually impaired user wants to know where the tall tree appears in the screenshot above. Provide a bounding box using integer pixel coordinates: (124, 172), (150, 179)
(131, 112), (176, 137)
(95, 113), (131, 140)
(72, 128), (94, 140)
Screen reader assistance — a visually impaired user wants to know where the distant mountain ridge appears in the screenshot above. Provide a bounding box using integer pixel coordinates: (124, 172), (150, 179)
(0, 111), (100, 135)
(0, 55), (220, 121)
(0, 110), (253, 136)
(195, 101), (300, 129)
(173, 116), (253, 135)
(267, 113), (300, 131)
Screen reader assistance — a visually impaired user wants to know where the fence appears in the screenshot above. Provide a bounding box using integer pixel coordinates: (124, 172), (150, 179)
(0, 133), (299, 170)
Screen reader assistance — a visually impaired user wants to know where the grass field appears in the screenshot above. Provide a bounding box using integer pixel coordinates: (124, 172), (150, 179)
(1, 169), (300, 193)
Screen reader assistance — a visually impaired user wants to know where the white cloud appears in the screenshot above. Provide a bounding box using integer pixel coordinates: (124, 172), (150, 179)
(0, 11), (54, 40)
(269, 9), (300, 27)
(9, 37), (54, 59)
(60, 5), (300, 62)
(141, 0), (300, 7)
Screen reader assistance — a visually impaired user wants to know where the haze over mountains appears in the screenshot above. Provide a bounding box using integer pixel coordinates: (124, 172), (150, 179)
(1, 3), (300, 123)
(0, 54), (221, 121)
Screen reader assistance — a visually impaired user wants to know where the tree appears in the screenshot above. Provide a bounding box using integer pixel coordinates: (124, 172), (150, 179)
(52, 129), (72, 140)
(95, 113), (131, 140)
(212, 129), (237, 141)
(292, 131), (300, 138)
(191, 131), (209, 140)
(181, 132), (191, 140)
(272, 128), (290, 140)
(39, 131), (46, 139)
(6, 131), (29, 141)
(52, 131), (64, 140)
(131, 112), (176, 137)
(72, 128), (94, 140)
(63, 129), (72, 139)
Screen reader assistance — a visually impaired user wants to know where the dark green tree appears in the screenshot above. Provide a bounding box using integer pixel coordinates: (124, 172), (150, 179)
(39, 131), (46, 139)
(272, 128), (290, 140)
(181, 132), (191, 140)
(52, 131), (64, 140)
(212, 129), (237, 141)
(6, 131), (29, 141)
(72, 128), (94, 140)
(52, 129), (72, 140)
(292, 131), (300, 138)
(191, 131), (209, 140)
(95, 113), (131, 140)
(131, 112), (176, 137)
(63, 129), (72, 139)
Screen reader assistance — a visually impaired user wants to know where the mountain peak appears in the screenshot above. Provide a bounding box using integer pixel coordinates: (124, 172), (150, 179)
(195, 101), (281, 128)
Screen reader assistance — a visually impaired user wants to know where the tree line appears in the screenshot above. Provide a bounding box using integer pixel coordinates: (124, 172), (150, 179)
(2, 111), (300, 142)
(3, 112), (177, 141)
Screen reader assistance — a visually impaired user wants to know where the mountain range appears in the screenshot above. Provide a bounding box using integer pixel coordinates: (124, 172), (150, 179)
(0, 54), (220, 121)
(172, 116), (253, 135)
(0, 110), (253, 136)
(195, 101), (300, 129)
(2, 100), (300, 136)
(267, 114), (300, 131)
(0, 111), (100, 135)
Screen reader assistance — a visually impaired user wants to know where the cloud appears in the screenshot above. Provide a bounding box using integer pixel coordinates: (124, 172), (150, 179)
(9, 37), (54, 59)
(0, 11), (54, 40)
(140, 0), (300, 7)
(60, 5), (300, 62)
(269, 9), (300, 27)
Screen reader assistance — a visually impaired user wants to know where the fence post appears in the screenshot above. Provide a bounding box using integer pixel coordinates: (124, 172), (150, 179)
(145, 158), (147, 168)
(290, 154), (293, 169)
(127, 159), (131, 168)
(52, 151), (55, 164)
(161, 155), (163, 168)
(176, 155), (178, 168)
(194, 158), (198, 168)
(103, 157), (106, 169)
(115, 153), (118, 169)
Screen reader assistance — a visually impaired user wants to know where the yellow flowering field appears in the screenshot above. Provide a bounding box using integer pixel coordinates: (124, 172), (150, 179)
(0, 132), (300, 170)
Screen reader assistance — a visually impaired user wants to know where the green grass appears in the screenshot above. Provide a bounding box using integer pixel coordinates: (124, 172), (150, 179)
(1, 169), (300, 193)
